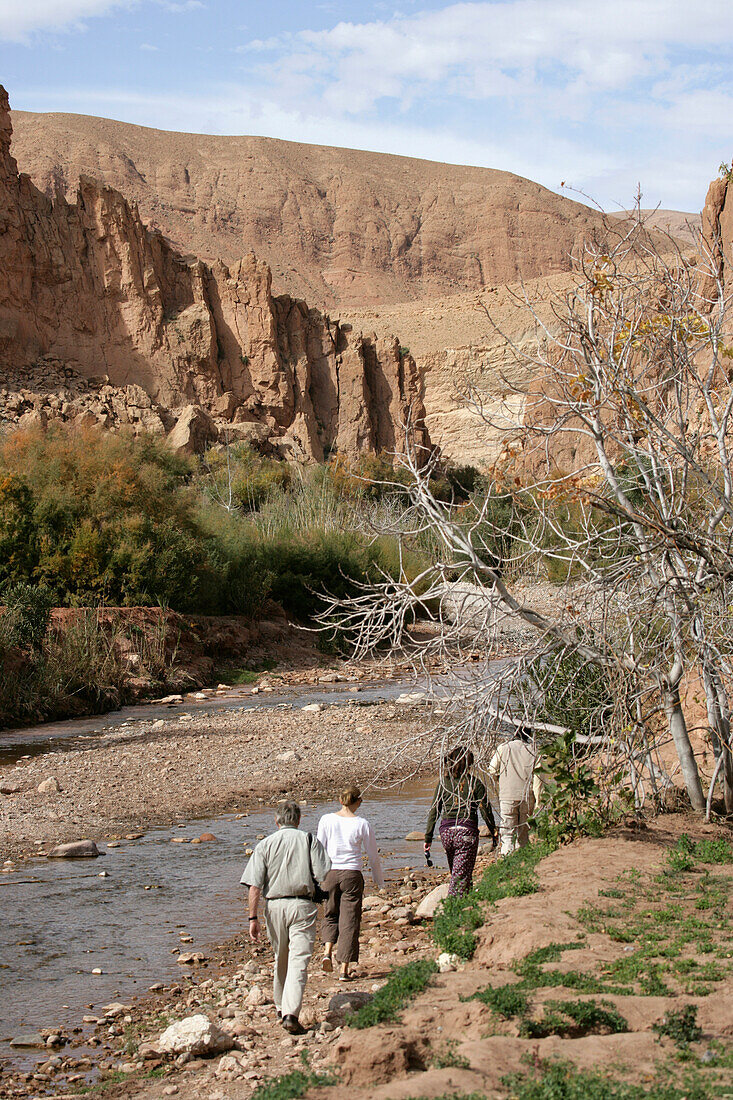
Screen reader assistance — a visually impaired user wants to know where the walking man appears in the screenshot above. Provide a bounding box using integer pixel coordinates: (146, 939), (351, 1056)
(487, 727), (539, 856)
(241, 800), (331, 1034)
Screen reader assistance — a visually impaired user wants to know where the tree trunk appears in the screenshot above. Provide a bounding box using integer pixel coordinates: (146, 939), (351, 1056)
(662, 683), (706, 812)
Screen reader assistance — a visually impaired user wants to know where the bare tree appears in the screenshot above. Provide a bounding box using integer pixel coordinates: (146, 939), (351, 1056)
(320, 210), (733, 816)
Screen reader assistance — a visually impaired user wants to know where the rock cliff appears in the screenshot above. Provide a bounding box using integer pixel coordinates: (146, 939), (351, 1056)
(0, 88), (429, 459)
(12, 108), (611, 310)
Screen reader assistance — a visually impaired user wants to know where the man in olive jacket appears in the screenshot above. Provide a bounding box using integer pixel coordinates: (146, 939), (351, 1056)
(241, 800), (330, 1034)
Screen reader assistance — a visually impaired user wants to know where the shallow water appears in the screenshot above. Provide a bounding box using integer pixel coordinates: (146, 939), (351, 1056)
(0, 780), (450, 1054)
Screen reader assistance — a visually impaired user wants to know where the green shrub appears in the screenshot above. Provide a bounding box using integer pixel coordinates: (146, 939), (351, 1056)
(347, 959), (438, 1028)
(0, 580), (53, 649)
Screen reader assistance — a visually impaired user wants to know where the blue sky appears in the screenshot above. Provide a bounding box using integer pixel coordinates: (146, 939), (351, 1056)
(2, 0), (732, 212)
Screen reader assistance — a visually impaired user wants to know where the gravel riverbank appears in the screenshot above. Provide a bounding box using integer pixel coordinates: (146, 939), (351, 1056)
(0, 698), (433, 863)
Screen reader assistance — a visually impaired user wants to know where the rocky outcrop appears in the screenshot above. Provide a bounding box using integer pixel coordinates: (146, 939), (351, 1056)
(700, 174), (733, 300)
(12, 107), (612, 311)
(0, 87), (429, 460)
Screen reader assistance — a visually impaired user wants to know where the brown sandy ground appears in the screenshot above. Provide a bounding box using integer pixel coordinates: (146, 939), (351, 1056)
(0, 699), (433, 864)
(4, 814), (729, 1100)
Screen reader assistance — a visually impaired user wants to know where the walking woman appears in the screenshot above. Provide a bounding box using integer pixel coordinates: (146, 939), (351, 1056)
(317, 784), (385, 981)
(424, 747), (497, 896)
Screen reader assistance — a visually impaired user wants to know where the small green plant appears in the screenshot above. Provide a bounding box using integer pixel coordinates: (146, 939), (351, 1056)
(249, 1064), (335, 1099)
(430, 1040), (470, 1069)
(519, 997), (628, 1039)
(653, 1005), (703, 1047)
(347, 958), (438, 1028)
(473, 983), (529, 1018)
(502, 1058), (718, 1099)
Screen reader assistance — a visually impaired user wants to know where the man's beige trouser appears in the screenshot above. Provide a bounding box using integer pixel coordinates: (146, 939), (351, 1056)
(499, 796), (534, 855)
(264, 898), (317, 1018)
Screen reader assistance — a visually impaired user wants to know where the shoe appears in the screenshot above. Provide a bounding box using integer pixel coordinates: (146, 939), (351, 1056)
(321, 954), (333, 973)
(281, 1014), (307, 1035)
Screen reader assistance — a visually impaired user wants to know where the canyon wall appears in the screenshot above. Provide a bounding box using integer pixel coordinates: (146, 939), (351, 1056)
(0, 87), (429, 460)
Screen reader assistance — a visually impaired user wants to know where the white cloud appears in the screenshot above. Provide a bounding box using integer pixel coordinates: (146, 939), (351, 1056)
(0, 0), (203, 41)
(246, 0), (733, 116)
(140, 41), (159, 50)
(0, 1), (136, 41)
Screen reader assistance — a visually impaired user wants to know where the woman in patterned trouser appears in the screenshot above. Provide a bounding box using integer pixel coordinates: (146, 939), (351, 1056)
(424, 747), (497, 896)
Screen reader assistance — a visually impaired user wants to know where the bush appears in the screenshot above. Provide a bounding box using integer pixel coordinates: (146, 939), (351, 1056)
(1, 581), (53, 649)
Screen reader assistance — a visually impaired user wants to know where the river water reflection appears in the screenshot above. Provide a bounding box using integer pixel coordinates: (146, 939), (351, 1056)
(0, 781), (446, 1052)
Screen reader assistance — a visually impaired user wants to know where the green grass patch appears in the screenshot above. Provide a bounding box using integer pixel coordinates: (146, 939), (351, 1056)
(431, 841), (554, 960)
(215, 662), (276, 685)
(519, 998), (628, 1039)
(472, 982), (530, 1018)
(346, 958), (438, 1028)
(249, 1066), (335, 1100)
(502, 1060), (721, 1099)
(653, 1005), (703, 1047)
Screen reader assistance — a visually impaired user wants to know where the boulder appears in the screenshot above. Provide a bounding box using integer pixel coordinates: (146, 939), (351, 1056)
(0, 780), (22, 795)
(157, 1014), (234, 1058)
(327, 991), (374, 1019)
(37, 777), (61, 794)
(244, 985), (268, 1007)
(405, 831), (425, 841)
(177, 952), (207, 965)
(48, 840), (100, 859)
(167, 406), (218, 455)
(415, 882), (450, 919)
(301, 703), (322, 714)
(9, 1033), (46, 1048)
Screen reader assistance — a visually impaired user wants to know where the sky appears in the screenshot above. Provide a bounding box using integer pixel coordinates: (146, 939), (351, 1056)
(2, 0), (733, 212)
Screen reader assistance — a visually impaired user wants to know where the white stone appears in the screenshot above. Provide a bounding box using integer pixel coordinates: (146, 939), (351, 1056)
(157, 1014), (234, 1058)
(415, 883), (450, 920)
(301, 703), (322, 713)
(159, 694), (184, 705)
(437, 951), (462, 973)
(275, 750), (301, 763)
(395, 691), (427, 705)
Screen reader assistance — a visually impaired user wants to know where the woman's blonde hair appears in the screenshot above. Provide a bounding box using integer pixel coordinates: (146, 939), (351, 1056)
(340, 784), (362, 807)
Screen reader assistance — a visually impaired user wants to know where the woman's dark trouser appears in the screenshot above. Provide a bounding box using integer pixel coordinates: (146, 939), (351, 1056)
(439, 821), (479, 896)
(322, 869), (364, 963)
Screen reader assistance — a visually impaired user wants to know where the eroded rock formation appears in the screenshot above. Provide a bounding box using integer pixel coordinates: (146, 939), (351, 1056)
(11, 107), (611, 310)
(0, 87), (429, 460)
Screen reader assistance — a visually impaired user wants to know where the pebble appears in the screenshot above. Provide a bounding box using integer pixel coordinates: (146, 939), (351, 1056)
(91, 967), (103, 975)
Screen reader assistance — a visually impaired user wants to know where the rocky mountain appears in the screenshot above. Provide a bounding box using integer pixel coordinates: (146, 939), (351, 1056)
(0, 87), (429, 460)
(12, 108), (612, 310)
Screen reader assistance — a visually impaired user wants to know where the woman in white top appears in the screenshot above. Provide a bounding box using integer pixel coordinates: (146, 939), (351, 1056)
(316, 783), (384, 981)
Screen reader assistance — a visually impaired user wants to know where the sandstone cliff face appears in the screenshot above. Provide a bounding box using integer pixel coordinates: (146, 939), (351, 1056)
(11, 109), (610, 311)
(0, 88), (429, 460)
(701, 175), (733, 299)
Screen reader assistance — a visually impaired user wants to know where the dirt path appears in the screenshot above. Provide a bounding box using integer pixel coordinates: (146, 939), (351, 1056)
(25, 812), (726, 1100)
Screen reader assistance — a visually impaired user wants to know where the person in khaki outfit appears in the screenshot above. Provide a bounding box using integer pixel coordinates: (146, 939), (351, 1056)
(241, 800), (330, 1034)
(487, 728), (540, 855)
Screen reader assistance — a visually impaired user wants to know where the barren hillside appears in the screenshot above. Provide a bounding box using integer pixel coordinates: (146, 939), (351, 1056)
(13, 109), (610, 310)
